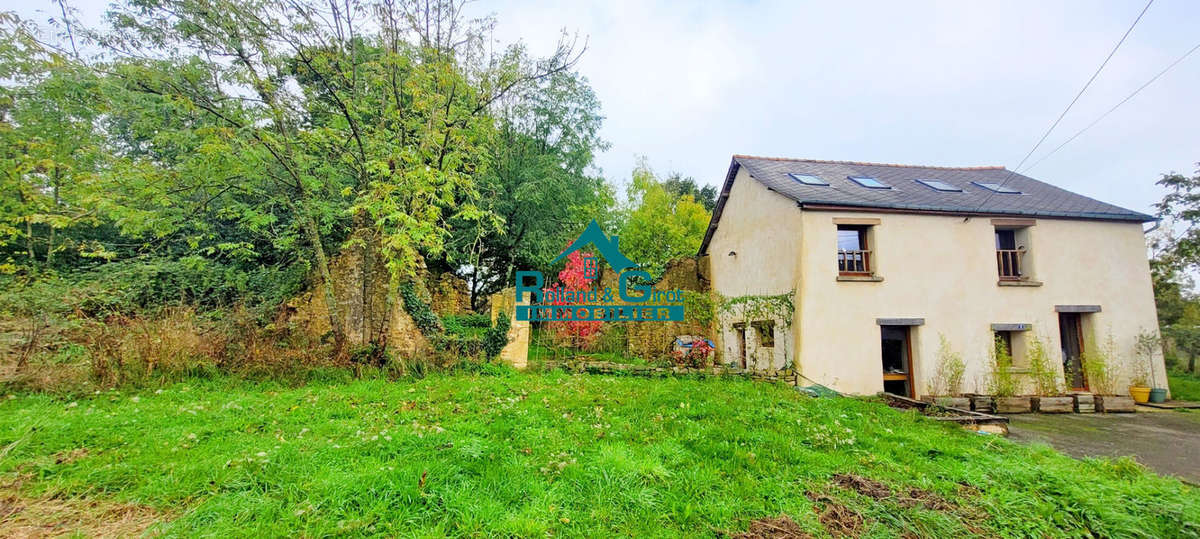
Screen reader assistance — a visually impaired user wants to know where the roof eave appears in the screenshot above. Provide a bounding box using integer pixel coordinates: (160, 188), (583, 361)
(697, 157), (742, 255)
(798, 201), (1155, 222)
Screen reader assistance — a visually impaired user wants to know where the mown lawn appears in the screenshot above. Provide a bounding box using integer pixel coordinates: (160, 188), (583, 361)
(1169, 369), (1200, 401)
(1, 370), (1197, 537)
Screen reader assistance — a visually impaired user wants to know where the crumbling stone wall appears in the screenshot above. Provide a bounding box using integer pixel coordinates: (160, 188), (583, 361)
(286, 228), (469, 358)
(490, 287), (529, 368)
(593, 255), (715, 361)
(426, 272), (470, 316)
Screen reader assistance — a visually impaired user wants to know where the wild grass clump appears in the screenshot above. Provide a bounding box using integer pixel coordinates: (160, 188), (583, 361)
(1026, 334), (1061, 396)
(1082, 332), (1118, 395)
(987, 335), (1018, 397)
(931, 334), (965, 396)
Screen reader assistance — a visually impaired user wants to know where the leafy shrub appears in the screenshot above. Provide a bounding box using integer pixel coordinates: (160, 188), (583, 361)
(484, 315), (511, 359)
(1082, 333), (1118, 395)
(683, 291), (714, 325)
(1027, 334), (1061, 396)
(931, 334), (965, 396)
(988, 335), (1018, 397)
(441, 313), (491, 337)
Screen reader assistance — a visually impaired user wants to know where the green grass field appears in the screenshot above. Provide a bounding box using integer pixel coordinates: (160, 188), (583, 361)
(2, 370), (1197, 537)
(1169, 370), (1200, 402)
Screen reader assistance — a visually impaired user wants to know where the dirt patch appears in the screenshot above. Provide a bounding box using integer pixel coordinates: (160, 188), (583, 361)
(730, 515), (814, 538)
(805, 492), (864, 538)
(831, 474), (957, 511)
(0, 490), (164, 538)
(831, 474), (890, 500)
(52, 448), (89, 465)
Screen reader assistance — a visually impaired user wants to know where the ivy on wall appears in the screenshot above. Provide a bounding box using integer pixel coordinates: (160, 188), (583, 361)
(399, 282), (442, 335)
(683, 291), (715, 326)
(717, 291), (795, 327)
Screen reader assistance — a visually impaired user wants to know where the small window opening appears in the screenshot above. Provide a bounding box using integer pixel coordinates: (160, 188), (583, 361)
(751, 320), (775, 348)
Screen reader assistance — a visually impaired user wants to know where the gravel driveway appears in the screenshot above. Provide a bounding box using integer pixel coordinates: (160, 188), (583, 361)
(1007, 410), (1200, 484)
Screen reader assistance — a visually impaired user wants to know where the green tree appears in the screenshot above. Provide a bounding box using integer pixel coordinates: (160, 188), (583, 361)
(60, 0), (581, 350)
(443, 69), (612, 308)
(617, 161), (711, 279)
(662, 172), (718, 212)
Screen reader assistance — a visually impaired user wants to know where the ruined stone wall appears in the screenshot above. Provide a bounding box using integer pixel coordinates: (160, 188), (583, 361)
(285, 229), (471, 359)
(594, 256), (716, 361)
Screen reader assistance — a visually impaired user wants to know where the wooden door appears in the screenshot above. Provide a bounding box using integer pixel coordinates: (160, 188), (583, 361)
(1058, 313), (1086, 390)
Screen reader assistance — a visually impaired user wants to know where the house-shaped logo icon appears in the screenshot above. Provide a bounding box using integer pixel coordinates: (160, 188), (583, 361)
(551, 219), (639, 273)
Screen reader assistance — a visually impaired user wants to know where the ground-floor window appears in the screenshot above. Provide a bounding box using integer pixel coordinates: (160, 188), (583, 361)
(751, 320), (775, 348)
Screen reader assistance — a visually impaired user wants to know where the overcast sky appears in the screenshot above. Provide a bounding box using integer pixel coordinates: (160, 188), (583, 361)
(16, 0), (1200, 216)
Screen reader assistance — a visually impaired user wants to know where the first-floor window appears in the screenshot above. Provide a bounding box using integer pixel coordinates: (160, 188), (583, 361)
(837, 225), (871, 274)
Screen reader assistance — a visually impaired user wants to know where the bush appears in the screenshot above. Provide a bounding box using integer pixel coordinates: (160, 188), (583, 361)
(988, 335), (1018, 397)
(1027, 334), (1061, 396)
(441, 313), (491, 337)
(931, 335), (965, 396)
(1082, 333), (1118, 395)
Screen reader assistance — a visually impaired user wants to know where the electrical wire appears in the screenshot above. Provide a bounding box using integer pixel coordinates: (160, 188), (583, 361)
(973, 0), (1153, 212)
(1023, 40), (1200, 173)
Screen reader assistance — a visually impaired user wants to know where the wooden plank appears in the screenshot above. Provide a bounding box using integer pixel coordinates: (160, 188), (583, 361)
(832, 217), (881, 226)
(991, 218), (1036, 227)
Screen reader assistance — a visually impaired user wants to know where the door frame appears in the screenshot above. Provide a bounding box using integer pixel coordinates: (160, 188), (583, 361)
(881, 325), (915, 398)
(1058, 312), (1088, 391)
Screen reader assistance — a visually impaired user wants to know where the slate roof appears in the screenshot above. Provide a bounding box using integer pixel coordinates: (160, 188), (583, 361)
(698, 155), (1155, 255)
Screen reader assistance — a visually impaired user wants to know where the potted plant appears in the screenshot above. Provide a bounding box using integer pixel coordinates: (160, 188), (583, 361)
(1128, 369), (1151, 404)
(1027, 336), (1072, 413)
(990, 336), (1032, 413)
(930, 335), (970, 409)
(1134, 331), (1168, 403)
(1086, 333), (1135, 413)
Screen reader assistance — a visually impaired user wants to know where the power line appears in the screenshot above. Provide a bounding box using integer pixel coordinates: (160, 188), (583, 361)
(1023, 40), (1200, 173)
(973, 0), (1153, 212)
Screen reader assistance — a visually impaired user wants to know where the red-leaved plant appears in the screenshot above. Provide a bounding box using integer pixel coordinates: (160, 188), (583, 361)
(546, 249), (602, 348)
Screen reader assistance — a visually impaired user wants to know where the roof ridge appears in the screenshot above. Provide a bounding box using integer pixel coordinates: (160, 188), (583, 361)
(732, 154), (1007, 171)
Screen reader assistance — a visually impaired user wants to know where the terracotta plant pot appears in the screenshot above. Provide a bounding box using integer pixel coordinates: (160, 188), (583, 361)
(1095, 395), (1136, 413)
(1128, 386), (1151, 404)
(1033, 396), (1073, 413)
(995, 396), (1033, 414)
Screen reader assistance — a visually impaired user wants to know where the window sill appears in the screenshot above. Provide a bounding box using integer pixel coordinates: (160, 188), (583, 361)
(997, 279), (1042, 287)
(837, 274), (884, 282)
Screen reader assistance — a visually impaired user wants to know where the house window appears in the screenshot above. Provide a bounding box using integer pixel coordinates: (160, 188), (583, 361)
(994, 226), (1030, 280)
(994, 330), (1014, 358)
(837, 225), (871, 275)
(751, 320), (775, 348)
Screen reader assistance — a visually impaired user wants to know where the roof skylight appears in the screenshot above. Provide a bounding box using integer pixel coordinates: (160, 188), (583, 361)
(972, 182), (1021, 194)
(788, 173), (829, 186)
(848, 176), (891, 189)
(914, 179), (962, 192)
